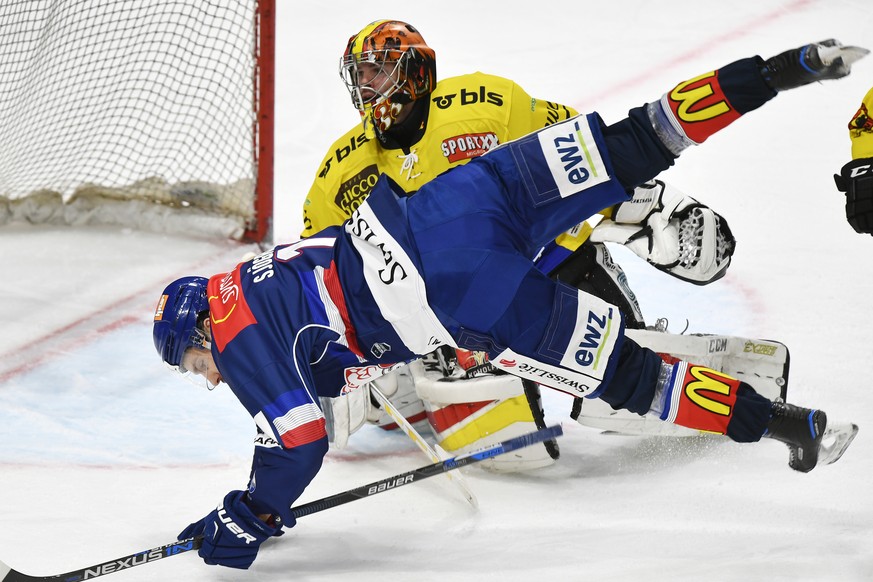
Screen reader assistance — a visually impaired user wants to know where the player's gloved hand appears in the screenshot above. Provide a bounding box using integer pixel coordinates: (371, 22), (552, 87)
(760, 39), (869, 92)
(590, 180), (735, 285)
(834, 158), (873, 234)
(177, 490), (283, 569)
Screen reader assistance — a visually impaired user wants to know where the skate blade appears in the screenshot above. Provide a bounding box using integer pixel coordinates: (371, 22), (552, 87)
(818, 421), (859, 466)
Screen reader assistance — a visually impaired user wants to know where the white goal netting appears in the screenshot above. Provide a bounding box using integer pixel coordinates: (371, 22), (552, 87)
(0, 0), (272, 240)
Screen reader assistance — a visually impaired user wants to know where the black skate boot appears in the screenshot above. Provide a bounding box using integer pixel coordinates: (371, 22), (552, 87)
(765, 402), (826, 473)
(760, 39), (869, 91)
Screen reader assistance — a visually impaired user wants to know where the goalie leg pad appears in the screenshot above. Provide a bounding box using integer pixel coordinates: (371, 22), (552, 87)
(413, 365), (555, 472)
(575, 330), (789, 437)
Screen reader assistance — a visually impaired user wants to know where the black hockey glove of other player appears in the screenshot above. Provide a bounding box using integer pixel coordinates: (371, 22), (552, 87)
(590, 180), (735, 285)
(835, 158), (873, 234)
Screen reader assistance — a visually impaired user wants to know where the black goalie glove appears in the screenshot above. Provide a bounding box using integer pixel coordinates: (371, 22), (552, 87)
(834, 158), (873, 235)
(590, 180), (736, 285)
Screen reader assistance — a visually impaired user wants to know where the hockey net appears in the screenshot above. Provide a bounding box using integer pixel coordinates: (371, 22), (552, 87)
(0, 0), (274, 242)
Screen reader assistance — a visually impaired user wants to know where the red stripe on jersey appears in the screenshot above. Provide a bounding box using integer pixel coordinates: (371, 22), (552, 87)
(279, 418), (327, 448)
(322, 260), (364, 357)
(427, 401), (492, 434)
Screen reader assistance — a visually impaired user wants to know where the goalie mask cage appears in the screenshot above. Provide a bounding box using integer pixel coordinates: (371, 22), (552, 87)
(0, 0), (275, 242)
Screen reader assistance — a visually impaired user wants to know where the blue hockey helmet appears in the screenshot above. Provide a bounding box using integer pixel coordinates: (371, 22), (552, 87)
(153, 276), (210, 370)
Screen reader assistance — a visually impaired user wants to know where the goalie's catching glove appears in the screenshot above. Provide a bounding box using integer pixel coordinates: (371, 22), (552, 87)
(590, 180), (735, 285)
(178, 490), (283, 569)
(760, 39), (869, 92)
(835, 158), (873, 235)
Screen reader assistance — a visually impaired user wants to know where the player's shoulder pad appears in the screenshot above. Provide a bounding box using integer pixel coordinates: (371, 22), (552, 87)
(433, 72), (520, 98)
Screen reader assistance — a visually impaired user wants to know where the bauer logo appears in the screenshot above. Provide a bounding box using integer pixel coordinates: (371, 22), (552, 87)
(538, 116), (609, 197)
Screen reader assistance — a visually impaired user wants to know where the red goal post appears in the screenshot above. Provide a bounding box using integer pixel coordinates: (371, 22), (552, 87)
(0, 0), (275, 243)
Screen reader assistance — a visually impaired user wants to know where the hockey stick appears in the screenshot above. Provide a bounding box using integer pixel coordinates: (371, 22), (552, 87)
(370, 383), (479, 508)
(0, 425), (562, 582)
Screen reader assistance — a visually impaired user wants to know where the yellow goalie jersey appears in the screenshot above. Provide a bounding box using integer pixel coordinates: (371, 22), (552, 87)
(301, 71), (577, 237)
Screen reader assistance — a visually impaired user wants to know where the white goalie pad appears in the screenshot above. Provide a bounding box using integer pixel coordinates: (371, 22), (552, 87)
(574, 330), (790, 436)
(412, 362), (555, 473)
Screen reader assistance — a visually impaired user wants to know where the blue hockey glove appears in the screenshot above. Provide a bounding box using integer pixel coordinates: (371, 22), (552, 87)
(760, 39), (868, 92)
(177, 490), (283, 569)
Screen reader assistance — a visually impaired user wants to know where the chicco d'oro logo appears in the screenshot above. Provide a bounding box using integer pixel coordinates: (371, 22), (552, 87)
(335, 165), (379, 216)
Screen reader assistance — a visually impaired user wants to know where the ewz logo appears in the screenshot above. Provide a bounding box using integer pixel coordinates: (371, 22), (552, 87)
(574, 309), (610, 367)
(552, 120), (595, 185)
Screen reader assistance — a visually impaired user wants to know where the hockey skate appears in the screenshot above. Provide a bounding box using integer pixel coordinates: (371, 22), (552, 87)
(761, 39), (869, 91)
(765, 401), (859, 472)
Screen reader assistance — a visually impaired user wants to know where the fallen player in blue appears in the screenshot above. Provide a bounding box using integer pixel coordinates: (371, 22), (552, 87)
(154, 40), (865, 569)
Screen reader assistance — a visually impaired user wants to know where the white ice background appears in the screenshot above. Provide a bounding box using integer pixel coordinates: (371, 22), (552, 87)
(1, 1), (872, 580)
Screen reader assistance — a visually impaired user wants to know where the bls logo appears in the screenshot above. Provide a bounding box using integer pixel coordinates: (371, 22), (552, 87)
(553, 120), (594, 185)
(432, 86), (504, 109)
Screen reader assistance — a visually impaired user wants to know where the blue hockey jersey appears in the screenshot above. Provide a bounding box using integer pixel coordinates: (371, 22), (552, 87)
(205, 56), (776, 525)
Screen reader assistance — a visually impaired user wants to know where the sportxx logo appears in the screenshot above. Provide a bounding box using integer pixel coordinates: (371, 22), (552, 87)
(441, 132), (498, 163)
(667, 71), (739, 143)
(683, 366), (735, 416)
